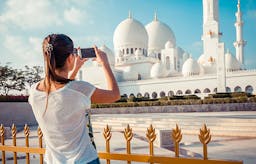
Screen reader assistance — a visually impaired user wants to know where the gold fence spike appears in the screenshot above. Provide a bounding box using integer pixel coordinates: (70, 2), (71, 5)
(24, 124), (30, 164)
(0, 124), (6, 164)
(172, 124), (182, 157)
(24, 124), (30, 138)
(37, 127), (44, 164)
(124, 124), (133, 142)
(146, 124), (156, 158)
(124, 124), (133, 164)
(103, 124), (112, 141)
(146, 124), (156, 143)
(198, 124), (211, 160)
(37, 127), (43, 139)
(12, 124), (17, 138)
(12, 124), (17, 164)
(0, 124), (4, 138)
(103, 125), (112, 164)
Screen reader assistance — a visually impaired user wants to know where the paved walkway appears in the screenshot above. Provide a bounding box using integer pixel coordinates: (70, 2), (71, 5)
(1, 111), (256, 164)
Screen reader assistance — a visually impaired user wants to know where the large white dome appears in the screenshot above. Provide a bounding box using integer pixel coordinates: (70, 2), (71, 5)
(182, 57), (200, 77)
(145, 16), (176, 51)
(225, 51), (241, 72)
(113, 16), (148, 49)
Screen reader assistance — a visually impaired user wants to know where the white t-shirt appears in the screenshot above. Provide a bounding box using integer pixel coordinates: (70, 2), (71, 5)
(29, 81), (98, 164)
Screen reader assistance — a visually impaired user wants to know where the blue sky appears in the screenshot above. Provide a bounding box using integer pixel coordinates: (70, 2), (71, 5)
(0, 0), (255, 69)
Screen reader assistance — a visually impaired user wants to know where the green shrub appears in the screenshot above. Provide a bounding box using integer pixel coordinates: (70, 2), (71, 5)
(230, 92), (250, 98)
(209, 93), (231, 98)
(90, 93), (255, 108)
(127, 95), (136, 102)
(159, 96), (168, 101)
(116, 96), (128, 103)
(136, 96), (151, 102)
(169, 95), (185, 100)
(248, 97), (256, 102)
(184, 95), (200, 99)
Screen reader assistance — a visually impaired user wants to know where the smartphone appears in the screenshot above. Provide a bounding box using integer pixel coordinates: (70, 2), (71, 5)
(74, 48), (96, 58)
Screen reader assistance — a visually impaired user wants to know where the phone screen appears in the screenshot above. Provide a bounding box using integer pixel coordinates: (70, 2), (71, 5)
(74, 48), (96, 58)
(81, 48), (96, 58)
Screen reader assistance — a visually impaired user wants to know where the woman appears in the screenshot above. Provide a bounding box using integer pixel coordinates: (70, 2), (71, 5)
(29, 34), (120, 163)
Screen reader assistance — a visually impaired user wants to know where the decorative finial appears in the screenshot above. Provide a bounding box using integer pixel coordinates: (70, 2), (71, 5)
(237, 0), (241, 12)
(154, 11), (158, 21)
(128, 10), (132, 19)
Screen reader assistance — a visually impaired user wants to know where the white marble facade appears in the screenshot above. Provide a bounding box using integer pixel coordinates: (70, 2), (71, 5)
(80, 0), (256, 98)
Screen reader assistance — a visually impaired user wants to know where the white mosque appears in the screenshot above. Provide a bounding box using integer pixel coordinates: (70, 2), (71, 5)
(80, 0), (256, 98)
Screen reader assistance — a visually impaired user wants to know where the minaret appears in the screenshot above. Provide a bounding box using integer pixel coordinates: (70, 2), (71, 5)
(128, 10), (132, 19)
(217, 43), (226, 93)
(233, 0), (246, 65)
(201, 0), (220, 59)
(154, 11), (158, 21)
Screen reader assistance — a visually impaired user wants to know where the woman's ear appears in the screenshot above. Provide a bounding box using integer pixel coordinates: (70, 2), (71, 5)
(66, 54), (75, 69)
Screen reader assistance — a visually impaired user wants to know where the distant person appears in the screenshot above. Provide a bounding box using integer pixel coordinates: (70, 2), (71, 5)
(29, 34), (120, 164)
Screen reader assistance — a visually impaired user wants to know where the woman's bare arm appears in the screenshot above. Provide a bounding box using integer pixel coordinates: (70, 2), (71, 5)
(91, 47), (120, 103)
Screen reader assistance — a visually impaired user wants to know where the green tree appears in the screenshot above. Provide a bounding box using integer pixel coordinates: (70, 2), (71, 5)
(23, 65), (43, 87)
(12, 68), (26, 92)
(0, 64), (16, 95)
(0, 63), (43, 95)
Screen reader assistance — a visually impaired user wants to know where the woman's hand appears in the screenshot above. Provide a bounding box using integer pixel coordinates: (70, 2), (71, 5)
(73, 53), (87, 70)
(93, 46), (110, 66)
(68, 48), (87, 80)
(91, 46), (120, 103)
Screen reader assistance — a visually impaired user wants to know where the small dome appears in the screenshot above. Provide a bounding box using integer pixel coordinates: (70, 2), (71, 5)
(198, 55), (216, 65)
(165, 40), (174, 49)
(198, 54), (207, 65)
(225, 51), (241, 72)
(113, 16), (148, 50)
(150, 62), (166, 78)
(145, 17), (176, 51)
(182, 57), (200, 77)
(201, 62), (216, 74)
(99, 45), (115, 65)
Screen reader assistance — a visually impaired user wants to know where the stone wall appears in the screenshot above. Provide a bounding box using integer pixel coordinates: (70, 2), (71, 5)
(1, 102), (256, 126)
(90, 103), (256, 114)
(0, 102), (36, 127)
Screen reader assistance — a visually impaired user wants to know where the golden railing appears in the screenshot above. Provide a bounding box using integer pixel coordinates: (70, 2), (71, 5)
(0, 123), (243, 164)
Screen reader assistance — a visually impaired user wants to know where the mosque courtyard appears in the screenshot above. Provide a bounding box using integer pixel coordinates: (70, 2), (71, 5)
(2, 111), (256, 164)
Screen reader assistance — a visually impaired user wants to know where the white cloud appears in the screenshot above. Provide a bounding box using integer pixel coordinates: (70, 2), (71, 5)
(0, 0), (61, 29)
(73, 35), (109, 48)
(64, 7), (84, 25)
(29, 37), (43, 55)
(60, 0), (92, 7)
(0, 24), (8, 33)
(3, 35), (43, 67)
(192, 41), (202, 49)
